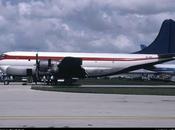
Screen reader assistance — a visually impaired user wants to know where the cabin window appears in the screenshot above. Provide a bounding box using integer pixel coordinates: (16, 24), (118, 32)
(28, 59), (30, 61)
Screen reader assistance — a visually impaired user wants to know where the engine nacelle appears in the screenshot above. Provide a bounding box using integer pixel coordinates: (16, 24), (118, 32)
(39, 60), (50, 72)
(38, 60), (59, 73)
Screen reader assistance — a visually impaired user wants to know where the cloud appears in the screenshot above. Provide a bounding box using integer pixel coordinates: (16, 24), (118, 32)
(0, 0), (175, 53)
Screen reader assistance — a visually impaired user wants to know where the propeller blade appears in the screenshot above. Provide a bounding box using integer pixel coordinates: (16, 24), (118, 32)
(35, 53), (40, 80)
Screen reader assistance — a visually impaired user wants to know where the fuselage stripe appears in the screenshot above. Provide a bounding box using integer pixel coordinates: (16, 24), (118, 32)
(0, 55), (158, 61)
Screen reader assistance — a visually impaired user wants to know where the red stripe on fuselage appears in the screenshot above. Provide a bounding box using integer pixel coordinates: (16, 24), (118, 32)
(1, 55), (157, 61)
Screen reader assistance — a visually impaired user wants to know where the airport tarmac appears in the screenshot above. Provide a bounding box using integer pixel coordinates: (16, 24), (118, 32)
(0, 83), (175, 128)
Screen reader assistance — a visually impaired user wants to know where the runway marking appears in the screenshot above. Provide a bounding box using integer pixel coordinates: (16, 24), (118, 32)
(0, 116), (175, 120)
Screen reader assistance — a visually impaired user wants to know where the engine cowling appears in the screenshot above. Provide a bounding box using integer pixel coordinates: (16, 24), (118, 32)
(38, 60), (59, 73)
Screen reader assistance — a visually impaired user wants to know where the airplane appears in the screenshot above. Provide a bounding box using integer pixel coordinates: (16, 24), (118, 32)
(0, 19), (175, 85)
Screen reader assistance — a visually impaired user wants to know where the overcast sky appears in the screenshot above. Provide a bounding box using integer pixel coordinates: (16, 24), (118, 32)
(0, 0), (175, 53)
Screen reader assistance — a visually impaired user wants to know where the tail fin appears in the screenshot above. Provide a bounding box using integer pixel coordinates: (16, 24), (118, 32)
(135, 19), (175, 54)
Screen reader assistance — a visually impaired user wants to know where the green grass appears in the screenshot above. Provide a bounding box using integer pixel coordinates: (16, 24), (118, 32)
(31, 78), (175, 95)
(31, 86), (175, 96)
(76, 78), (175, 85)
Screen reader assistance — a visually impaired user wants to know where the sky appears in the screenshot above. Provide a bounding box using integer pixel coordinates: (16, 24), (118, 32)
(0, 0), (175, 53)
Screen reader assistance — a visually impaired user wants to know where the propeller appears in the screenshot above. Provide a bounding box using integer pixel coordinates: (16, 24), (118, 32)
(35, 53), (40, 81)
(48, 59), (51, 69)
(47, 59), (52, 74)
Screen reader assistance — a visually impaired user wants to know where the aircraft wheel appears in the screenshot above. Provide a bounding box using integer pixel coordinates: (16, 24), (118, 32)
(4, 81), (9, 85)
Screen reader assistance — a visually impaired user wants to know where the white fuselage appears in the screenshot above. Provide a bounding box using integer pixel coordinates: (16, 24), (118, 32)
(0, 51), (160, 77)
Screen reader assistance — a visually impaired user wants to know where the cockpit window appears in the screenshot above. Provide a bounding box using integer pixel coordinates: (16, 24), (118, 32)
(0, 54), (6, 60)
